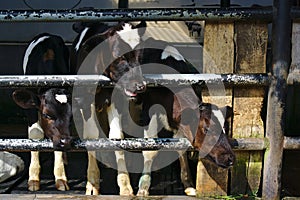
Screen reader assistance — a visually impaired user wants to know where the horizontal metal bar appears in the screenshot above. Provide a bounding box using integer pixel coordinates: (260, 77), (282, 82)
(0, 138), (269, 152)
(287, 72), (300, 85)
(0, 7), (273, 22)
(3, 135), (300, 152)
(0, 138), (193, 152)
(283, 136), (300, 150)
(230, 138), (268, 151)
(0, 75), (112, 88)
(145, 73), (270, 87)
(0, 74), (270, 88)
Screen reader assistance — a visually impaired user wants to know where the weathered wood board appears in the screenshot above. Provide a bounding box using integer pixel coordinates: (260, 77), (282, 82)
(231, 21), (267, 196)
(198, 21), (267, 197)
(197, 21), (234, 196)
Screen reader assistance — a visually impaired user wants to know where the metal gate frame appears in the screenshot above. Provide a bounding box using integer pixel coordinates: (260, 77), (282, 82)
(0, 0), (297, 199)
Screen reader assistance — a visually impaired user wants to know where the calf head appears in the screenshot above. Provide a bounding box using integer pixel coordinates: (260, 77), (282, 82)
(193, 103), (235, 168)
(13, 88), (72, 150)
(73, 22), (146, 99)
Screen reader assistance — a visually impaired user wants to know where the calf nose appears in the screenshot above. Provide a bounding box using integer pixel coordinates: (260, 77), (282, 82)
(227, 154), (235, 166)
(136, 82), (146, 92)
(56, 137), (72, 150)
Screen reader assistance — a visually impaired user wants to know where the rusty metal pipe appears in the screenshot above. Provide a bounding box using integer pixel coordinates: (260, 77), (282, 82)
(0, 74), (270, 88)
(0, 138), (193, 152)
(0, 7), (274, 22)
(0, 138), (271, 152)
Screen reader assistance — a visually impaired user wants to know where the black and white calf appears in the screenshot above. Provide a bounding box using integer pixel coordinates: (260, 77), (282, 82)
(12, 33), (72, 191)
(71, 22), (146, 195)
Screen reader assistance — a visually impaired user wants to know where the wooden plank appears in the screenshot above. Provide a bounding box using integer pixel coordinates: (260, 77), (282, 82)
(196, 159), (228, 196)
(231, 21), (267, 196)
(197, 21), (234, 196)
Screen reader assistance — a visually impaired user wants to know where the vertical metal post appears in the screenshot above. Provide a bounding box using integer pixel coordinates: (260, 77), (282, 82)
(262, 0), (292, 199)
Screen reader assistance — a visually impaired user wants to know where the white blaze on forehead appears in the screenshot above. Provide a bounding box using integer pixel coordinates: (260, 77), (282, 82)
(23, 36), (50, 74)
(75, 27), (89, 51)
(55, 94), (68, 104)
(116, 23), (140, 49)
(161, 45), (185, 61)
(211, 109), (225, 131)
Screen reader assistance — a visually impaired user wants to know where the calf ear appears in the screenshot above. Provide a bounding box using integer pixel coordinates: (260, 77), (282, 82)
(72, 22), (86, 33)
(134, 21), (146, 37)
(221, 106), (233, 120)
(12, 89), (39, 109)
(199, 103), (211, 117)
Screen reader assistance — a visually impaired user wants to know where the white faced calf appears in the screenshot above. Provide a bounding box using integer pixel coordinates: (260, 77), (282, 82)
(13, 33), (71, 191)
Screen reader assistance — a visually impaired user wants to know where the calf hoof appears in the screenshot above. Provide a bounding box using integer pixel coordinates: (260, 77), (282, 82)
(137, 174), (150, 196)
(118, 174), (133, 196)
(137, 189), (149, 196)
(55, 179), (69, 191)
(184, 187), (197, 196)
(86, 181), (99, 195)
(28, 180), (40, 191)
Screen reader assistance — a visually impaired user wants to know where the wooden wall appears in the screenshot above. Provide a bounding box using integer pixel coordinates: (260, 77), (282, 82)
(197, 21), (268, 197)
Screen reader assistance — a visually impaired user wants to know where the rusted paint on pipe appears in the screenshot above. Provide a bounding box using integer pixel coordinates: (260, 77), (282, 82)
(0, 74), (269, 88)
(230, 138), (268, 151)
(0, 138), (193, 152)
(283, 136), (300, 149)
(0, 75), (112, 88)
(0, 7), (273, 22)
(0, 138), (270, 152)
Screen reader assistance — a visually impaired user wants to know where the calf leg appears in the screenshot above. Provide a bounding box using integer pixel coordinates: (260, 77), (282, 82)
(86, 151), (100, 195)
(137, 114), (159, 196)
(115, 151), (133, 196)
(28, 151), (40, 191)
(178, 151), (196, 196)
(108, 104), (133, 196)
(174, 124), (196, 196)
(28, 122), (44, 191)
(137, 150), (158, 196)
(175, 125), (196, 196)
(54, 151), (69, 191)
(81, 104), (100, 195)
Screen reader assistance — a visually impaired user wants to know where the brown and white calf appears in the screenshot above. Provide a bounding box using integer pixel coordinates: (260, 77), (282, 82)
(135, 30), (235, 196)
(12, 33), (72, 191)
(71, 21), (146, 195)
(137, 87), (235, 196)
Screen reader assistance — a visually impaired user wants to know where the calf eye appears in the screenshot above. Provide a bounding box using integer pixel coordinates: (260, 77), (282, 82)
(204, 127), (209, 134)
(42, 113), (56, 120)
